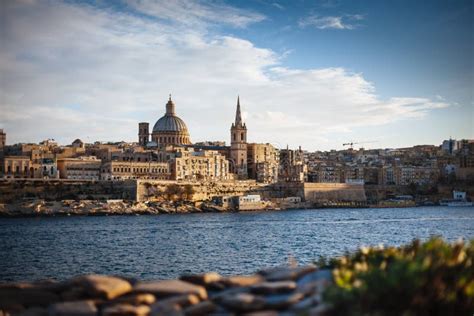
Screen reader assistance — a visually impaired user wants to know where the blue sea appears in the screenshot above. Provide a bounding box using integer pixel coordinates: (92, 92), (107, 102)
(1, 206), (473, 282)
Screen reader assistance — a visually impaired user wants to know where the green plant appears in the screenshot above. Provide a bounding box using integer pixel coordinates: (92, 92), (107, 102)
(164, 184), (183, 201)
(183, 184), (195, 201)
(322, 237), (474, 316)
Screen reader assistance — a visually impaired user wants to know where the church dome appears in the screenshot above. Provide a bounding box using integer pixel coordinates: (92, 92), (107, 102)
(151, 95), (191, 146)
(152, 114), (188, 133)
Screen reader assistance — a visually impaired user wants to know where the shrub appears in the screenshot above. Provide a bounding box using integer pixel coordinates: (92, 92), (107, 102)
(164, 184), (183, 201)
(183, 184), (195, 201)
(322, 237), (474, 315)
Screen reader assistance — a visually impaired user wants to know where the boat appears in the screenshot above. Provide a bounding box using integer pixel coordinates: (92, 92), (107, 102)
(439, 191), (473, 207)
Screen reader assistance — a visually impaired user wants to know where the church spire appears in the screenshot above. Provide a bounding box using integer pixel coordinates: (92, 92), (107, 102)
(235, 95), (242, 126)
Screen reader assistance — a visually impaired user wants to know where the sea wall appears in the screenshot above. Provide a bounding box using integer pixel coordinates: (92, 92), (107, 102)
(0, 179), (137, 203)
(1, 179), (368, 205)
(136, 179), (270, 202)
(303, 183), (367, 202)
(270, 182), (367, 202)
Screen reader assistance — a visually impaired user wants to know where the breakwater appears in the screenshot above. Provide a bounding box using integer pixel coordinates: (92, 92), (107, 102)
(0, 265), (331, 315)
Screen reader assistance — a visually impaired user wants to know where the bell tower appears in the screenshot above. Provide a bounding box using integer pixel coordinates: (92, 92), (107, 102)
(138, 122), (149, 146)
(230, 96), (248, 179)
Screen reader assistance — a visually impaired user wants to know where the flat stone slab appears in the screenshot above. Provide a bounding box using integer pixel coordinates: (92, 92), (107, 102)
(102, 303), (150, 316)
(251, 281), (297, 294)
(48, 300), (97, 316)
(220, 293), (266, 312)
(71, 275), (132, 299)
(108, 293), (156, 306)
(0, 288), (60, 307)
(134, 280), (207, 300)
(183, 300), (217, 315)
(180, 272), (221, 286)
(221, 274), (264, 287)
(150, 293), (200, 310)
(297, 269), (333, 294)
(263, 292), (305, 310)
(264, 265), (317, 282)
(14, 306), (47, 316)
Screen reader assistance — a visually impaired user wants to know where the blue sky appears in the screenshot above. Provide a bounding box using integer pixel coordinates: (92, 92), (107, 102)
(0, 0), (472, 150)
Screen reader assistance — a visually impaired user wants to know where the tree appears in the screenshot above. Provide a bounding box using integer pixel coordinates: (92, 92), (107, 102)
(408, 182), (418, 196)
(183, 184), (195, 201)
(164, 184), (183, 201)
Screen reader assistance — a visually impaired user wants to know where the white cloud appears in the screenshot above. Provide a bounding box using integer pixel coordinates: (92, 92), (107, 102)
(126, 0), (265, 28)
(0, 1), (447, 150)
(298, 14), (364, 30)
(272, 3), (284, 10)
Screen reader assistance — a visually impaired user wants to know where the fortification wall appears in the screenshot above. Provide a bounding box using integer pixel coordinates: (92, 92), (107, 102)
(136, 180), (269, 202)
(303, 183), (367, 202)
(1, 179), (368, 204)
(0, 179), (137, 203)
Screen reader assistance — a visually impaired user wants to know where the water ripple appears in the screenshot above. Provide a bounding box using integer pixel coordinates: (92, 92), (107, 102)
(0, 206), (473, 282)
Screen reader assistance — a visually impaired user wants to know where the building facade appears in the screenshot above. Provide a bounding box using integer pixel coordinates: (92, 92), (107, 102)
(2, 156), (32, 178)
(171, 148), (229, 181)
(247, 143), (279, 183)
(101, 161), (170, 180)
(57, 157), (102, 180)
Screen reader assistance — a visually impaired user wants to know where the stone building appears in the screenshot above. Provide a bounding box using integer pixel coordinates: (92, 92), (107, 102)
(0, 129), (5, 152)
(138, 95), (191, 147)
(247, 143), (279, 183)
(138, 122), (149, 146)
(279, 147), (307, 182)
(2, 156), (32, 178)
(230, 97), (248, 179)
(57, 156), (102, 180)
(396, 165), (439, 186)
(101, 161), (170, 180)
(171, 148), (229, 181)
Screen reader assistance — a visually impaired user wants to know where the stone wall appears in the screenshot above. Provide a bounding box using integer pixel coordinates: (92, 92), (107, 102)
(302, 183), (367, 202)
(1, 179), (368, 204)
(136, 179), (269, 202)
(0, 179), (137, 203)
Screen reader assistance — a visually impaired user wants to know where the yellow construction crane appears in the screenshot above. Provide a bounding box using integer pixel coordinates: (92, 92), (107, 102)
(343, 141), (378, 149)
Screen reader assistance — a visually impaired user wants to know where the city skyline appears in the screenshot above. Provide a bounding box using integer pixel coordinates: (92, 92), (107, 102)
(1, 0), (472, 151)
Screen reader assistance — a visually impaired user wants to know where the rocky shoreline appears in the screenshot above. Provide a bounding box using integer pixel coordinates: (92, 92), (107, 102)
(0, 200), (275, 217)
(0, 265), (331, 316)
(0, 198), (442, 217)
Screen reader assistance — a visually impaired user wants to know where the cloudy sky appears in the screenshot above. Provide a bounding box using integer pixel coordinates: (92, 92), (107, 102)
(0, 0), (472, 151)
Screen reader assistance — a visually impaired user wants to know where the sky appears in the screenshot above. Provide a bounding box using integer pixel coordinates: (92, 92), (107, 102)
(0, 0), (472, 151)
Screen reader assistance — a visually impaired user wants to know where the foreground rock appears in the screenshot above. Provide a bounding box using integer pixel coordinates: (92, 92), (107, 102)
(0, 265), (332, 315)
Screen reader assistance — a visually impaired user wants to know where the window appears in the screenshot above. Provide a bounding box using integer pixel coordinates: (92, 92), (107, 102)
(241, 133), (244, 141)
